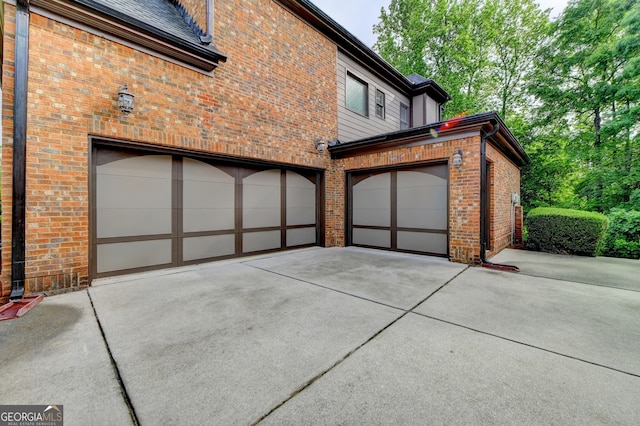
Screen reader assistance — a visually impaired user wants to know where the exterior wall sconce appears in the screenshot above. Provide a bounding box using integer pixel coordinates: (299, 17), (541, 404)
(118, 84), (135, 114)
(314, 138), (326, 153)
(452, 149), (463, 169)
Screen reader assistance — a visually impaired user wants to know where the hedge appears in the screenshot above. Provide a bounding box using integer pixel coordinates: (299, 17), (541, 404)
(526, 207), (608, 256)
(603, 209), (640, 259)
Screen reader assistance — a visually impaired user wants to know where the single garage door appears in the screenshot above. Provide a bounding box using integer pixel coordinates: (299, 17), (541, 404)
(92, 144), (322, 278)
(347, 164), (448, 256)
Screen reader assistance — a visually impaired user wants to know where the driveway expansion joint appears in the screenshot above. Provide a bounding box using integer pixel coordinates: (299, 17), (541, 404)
(251, 265), (470, 424)
(513, 271), (640, 293)
(246, 264), (406, 312)
(87, 290), (140, 425)
(414, 313), (640, 379)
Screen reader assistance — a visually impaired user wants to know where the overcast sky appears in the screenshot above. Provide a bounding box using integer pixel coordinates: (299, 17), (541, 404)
(311, 0), (570, 48)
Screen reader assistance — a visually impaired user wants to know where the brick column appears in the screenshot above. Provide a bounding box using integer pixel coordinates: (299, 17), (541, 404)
(513, 205), (524, 248)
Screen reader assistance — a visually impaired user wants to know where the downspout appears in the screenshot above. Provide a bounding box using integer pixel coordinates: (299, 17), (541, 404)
(480, 120), (519, 272)
(9, 0), (30, 300)
(199, 0), (213, 44)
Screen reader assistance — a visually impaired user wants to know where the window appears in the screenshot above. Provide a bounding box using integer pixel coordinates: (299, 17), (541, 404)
(346, 72), (368, 116)
(400, 103), (409, 129)
(375, 89), (385, 119)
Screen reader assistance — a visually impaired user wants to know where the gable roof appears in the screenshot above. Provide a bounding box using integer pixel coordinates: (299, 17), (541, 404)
(32, 0), (226, 71)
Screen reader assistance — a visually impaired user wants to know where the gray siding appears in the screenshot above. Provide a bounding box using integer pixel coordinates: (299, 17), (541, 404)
(412, 94), (441, 127)
(337, 52), (410, 142)
(426, 96), (440, 124)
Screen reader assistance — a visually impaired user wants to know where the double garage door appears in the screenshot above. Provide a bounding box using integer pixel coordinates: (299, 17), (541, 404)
(92, 144), (321, 278)
(348, 164), (449, 257)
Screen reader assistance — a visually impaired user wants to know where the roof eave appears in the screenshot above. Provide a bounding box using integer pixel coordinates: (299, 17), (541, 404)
(329, 112), (530, 166)
(411, 79), (452, 103)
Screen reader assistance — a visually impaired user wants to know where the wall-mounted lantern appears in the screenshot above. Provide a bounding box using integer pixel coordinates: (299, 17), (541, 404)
(452, 149), (463, 169)
(118, 84), (135, 114)
(314, 138), (326, 153)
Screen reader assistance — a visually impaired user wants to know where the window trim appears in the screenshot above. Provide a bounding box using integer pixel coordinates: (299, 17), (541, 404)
(345, 71), (369, 117)
(400, 103), (410, 129)
(375, 89), (385, 119)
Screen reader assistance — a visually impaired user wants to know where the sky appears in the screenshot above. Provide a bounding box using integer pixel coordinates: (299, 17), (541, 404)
(310, 0), (570, 48)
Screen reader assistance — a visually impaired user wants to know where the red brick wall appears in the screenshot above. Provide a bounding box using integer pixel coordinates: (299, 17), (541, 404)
(1, 0), (337, 300)
(325, 160), (346, 247)
(486, 142), (521, 257)
(332, 136), (483, 264)
(513, 205), (524, 248)
(178, 0), (208, 33)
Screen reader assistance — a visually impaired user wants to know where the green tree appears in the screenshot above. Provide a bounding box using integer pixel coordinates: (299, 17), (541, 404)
(374, 0), (550, 119)
(529, 0), (640, 211)
(488, 0), (550, 119)
(374, 0), (495, 116)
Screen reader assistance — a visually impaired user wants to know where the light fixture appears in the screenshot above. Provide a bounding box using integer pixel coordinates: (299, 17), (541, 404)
(118, 84), (135, 114)
(452, 149), (463, 169)
(314, 138), (326, 153)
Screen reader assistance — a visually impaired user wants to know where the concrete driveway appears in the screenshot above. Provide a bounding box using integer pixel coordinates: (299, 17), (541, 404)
(1, 247), (639, 425)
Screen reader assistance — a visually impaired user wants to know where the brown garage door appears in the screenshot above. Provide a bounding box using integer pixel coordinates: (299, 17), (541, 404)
(347, 164), (448, 256)
(92, 144), (322, 278)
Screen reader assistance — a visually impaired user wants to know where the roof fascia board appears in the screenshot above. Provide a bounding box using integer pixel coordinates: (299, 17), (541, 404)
(30, 0), (226, 71)
(329, 126), (483, 159)
(330, 112), (530, 166)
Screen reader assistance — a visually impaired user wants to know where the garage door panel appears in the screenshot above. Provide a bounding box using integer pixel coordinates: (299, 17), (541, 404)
(353, 173), (390, 209)
(397, 184), (447, 211)
(183, 167), (235, 231)
(97, 208), (172, 238)
(183, 159), (236, 232)
(97, 174), (172, 208)
(353, 208), (391, 227)
(397, 208), (448, 230)
(183, 235), (235, 261)
(243, 230), (281, 253)
(287, 227), (316, 247)
(243, 170), (281, 229)
(97, 154), (171, 177)
(353, 228), (391, 248)
(97, 155), (172, 238)
(353, 173), (390, 227)
(287, 207), (315, 226)
(97, 240), (172, 273)
(286, 171), (316, 226)
(397, 231), (447, 255)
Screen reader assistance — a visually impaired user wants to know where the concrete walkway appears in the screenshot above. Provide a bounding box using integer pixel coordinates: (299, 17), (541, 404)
(1, 247), (639, 425)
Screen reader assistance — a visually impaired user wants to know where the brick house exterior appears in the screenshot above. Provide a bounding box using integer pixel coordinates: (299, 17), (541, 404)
(1, 0), (528, 302)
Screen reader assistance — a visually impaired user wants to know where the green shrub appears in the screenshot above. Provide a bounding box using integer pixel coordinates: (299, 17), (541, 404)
(603, 209), (640, 259)
(526, 207), (608, 256)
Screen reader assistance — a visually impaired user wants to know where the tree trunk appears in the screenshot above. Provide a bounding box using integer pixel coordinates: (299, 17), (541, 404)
(594, 107), (601, 147)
